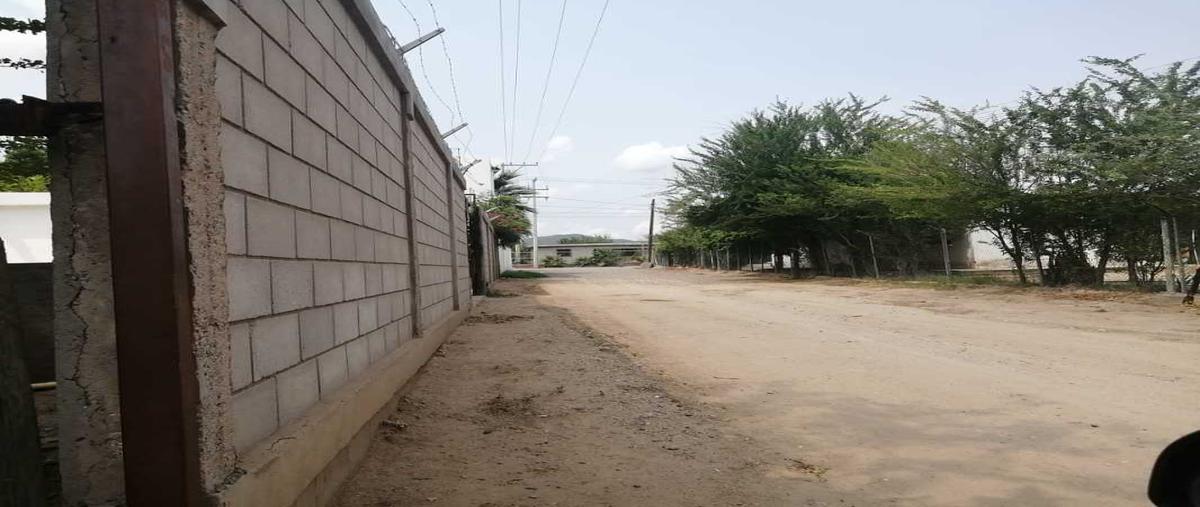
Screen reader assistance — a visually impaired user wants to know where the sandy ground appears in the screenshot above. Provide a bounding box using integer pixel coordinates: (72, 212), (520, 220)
(534, 267), (1200, 506)
(337, 280), (854, 506)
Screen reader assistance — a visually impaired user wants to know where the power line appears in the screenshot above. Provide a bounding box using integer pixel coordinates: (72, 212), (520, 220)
(508, 0), (523, 160)
(498, 0), (510, 161)
(395, 1), (457, 125)
(521, 0), (568, 162)
(536, 0), (611, 162)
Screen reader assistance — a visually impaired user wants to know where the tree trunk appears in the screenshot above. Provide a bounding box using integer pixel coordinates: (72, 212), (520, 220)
(1126, 258), (1139, 285)
(1009, 227), (1028, 284)
(1094, 240), (1113, 287)
(0, 242), (46, 507)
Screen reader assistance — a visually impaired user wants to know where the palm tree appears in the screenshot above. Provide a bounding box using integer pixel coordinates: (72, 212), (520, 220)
(491, 166), (534, 211)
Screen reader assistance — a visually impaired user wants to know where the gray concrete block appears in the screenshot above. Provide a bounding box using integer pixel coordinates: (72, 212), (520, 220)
(366, 329), (385, 363)
(276, 359), (319, 425)
(322, 53), (350, 108)
(332, 301), (359, 345)
(270, 260), (313, 312)
(298, 305), (334, 359)
(342, 262), (366, 300)
(263, 37), (305, 108)
(313, 261), (344, 305)
(288, 11), (323, 75)
(227, 257), (271, 321)
(329, 220), (356, 261)
(292, 112), (327, 170)
(251, 313), (301, 380)
(361, 197), (381, 231)
(354, 226), (374, 262)
(380, 264), (398, 293)
(216, 3), (264, 79)
(326, 137), (353, 183)
(268, 148), (312, 209)
(243, 0), (289, 45)
(224, 191), (247, 255)
(295, 211), (331, 259)
(345, 335), (369, 378)
(243, 77), (292, 151)
(231, 377), (277, 452)
(364, 263), (382, 296)
(375, 294), (391, 328)
(310, 167), (341, 218)
(316, 344), (348, 398)
(306, 76), (336, 133)
(383, 321), (399, 353)
(339, 184), (363, 224)
(304, 0), (337, 52)
(357, 297), (377, 333)
(247, 197), (296, 258)
(216, 55), (243, 125)
(335, 104), (358, 148)
(230, 322), (252, 390)
(351, 154), (371, 193)
(221, 123), (268, 195)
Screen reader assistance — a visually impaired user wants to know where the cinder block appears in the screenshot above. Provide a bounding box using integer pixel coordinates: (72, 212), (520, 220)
(310, 167), (341, 218)
(231, 377), (277, 452)
(288, 11), (323, 75)
(316, 345), (348, 397)
(380, 264), (398, 292)
(351, 155), (372, 194)
(224, 191), (247, 255)
(335, 104), (358, 148)
(370, 168), (387, 202)
(230, 323), (253, 390)
(306, 76), (336, 133)
(345, 336), (369, 378)
(216, 4), (264, 79)
(295, 211), (331, 259)
(268, 148), (312, 208)
(313, 261), (344, 305)
(221, 124), (268, 195)
(366, 329), (385, 363)
(361, 197), (381, 231)
(342, 262), (366, 300)
(270, 260), (313, 312)
(322, 53), (351, 108)
(298, 306), (334, 359)
(247, 197), (296, 258)
(243, 77), (292, 151)
(329, 220), (357, 260)
(339, 184), (363, 224)
(251, 313), (301, 380)
(357, 127), (377, 167)
(293, 112), (328, 170)
(384, 322), (399, 353)
(333, 301), (359, 344)
(216, 55), (243, 125)
(357, 297), (377, 333)
(243, 0), (289, 45)
(276, 359), (319, 425)
(326, 137), (353, 183)
(354, 226), (374, 262)
(304, 0), (337, 52)
(375, 295), (391, 327)
(227, 257), (271, 321)
(264, 37), (305, 108)
(364, 263), (382, 296)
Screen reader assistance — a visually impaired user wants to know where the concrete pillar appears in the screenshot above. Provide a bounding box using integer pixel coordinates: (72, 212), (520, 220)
(47, 0), (126, 504)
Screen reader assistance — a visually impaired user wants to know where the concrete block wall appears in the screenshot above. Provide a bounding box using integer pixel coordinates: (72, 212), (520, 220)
(213, 0), (467, 454)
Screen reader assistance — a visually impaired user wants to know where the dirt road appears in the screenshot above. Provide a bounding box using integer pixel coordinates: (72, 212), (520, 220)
(538, 267), (1200, 506)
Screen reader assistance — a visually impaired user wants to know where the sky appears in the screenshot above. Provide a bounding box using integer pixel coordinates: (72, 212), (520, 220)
(3, 0), (1199, 239)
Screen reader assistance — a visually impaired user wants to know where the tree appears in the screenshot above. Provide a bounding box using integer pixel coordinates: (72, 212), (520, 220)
(558, 234), (612, 244)
(0, 137), (49, 192)
(480, 195), (531, 248)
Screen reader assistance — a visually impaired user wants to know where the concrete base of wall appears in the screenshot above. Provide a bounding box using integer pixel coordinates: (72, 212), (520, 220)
(215, 307), (468, 507)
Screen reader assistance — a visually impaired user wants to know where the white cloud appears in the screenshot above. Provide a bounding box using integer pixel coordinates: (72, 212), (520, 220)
(630, 220), (651, 240)
(540, 135), (574, 163)
(613, 142), (688, 173)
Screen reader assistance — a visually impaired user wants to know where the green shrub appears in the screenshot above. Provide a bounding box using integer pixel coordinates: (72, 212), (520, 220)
(541, 256), (567, 268)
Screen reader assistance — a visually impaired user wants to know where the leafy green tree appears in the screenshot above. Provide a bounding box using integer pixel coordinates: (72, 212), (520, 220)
(0, 137), (49, 192)
(558, 234), (612, 244)
(480, 195), (530, 248)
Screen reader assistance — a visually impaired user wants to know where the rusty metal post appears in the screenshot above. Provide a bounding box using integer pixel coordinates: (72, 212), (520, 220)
(95, 1), (203, 505)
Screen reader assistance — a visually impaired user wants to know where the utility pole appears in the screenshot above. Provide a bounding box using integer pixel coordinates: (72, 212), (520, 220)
(647, 199), (656, 267)
(527, 177), (549, 268)
(867, 232), (880, 279)
(939, 228), (952, 278)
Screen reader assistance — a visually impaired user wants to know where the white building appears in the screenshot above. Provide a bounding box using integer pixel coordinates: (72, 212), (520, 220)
(0, 192), (52, 263)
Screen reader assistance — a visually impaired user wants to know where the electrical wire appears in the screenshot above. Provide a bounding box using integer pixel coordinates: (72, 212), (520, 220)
(425, 0), (478, 162)
(498, 0), (510, 161)
(520, 0), (568, 162)
(536, 0), (611, 163)
(508, 0), (523, 160)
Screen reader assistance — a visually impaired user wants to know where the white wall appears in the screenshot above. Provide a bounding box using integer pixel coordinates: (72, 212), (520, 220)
(0, 192), (52, 263)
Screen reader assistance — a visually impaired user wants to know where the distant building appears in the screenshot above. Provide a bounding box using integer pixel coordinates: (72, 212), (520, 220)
(517, 240), (649, 265)
(0, 192), (52, 263)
